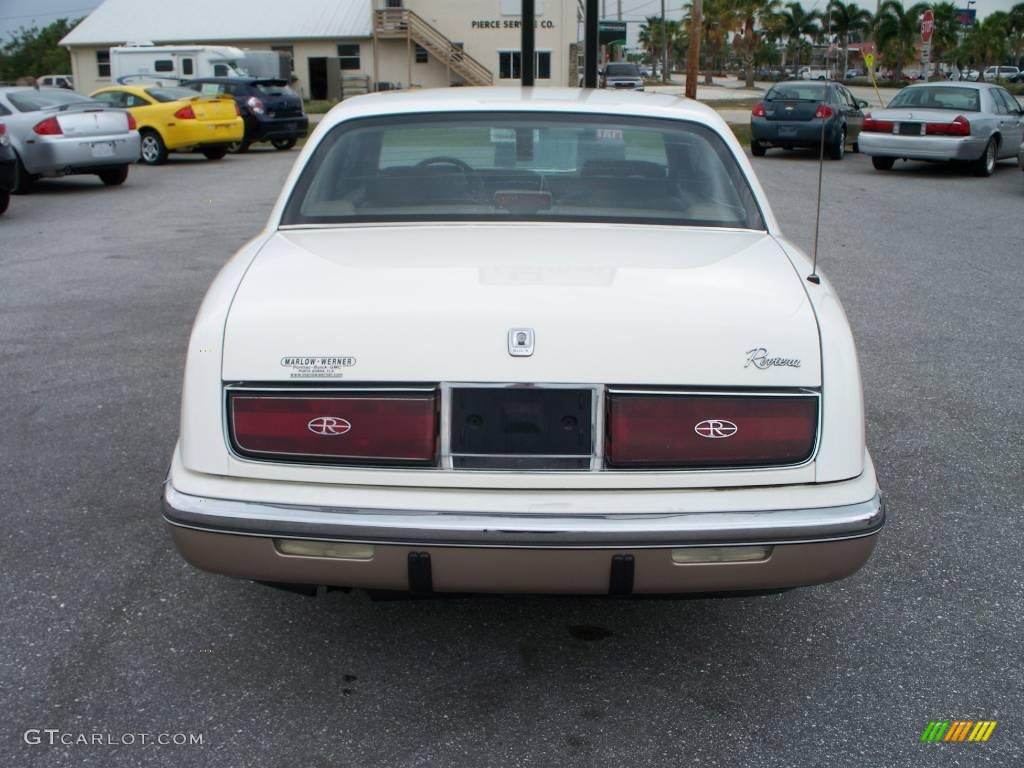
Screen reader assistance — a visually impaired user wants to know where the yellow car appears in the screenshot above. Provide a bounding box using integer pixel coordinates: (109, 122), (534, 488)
(90, 85), (244, 165)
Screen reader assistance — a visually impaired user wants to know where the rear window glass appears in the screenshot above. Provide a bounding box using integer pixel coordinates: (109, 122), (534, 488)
(255, 82), (295, 97)
(766, 83), (827, 101)
(145, 87), (199, 103)
(888, 86), (981, 111)
(604, 64), (641, 77)
(7, 89), (91, 112)
(282, 112), (764, 230)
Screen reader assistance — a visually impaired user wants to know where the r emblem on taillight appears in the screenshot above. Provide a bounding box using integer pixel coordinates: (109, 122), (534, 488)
(694, 419), (738, 439)
(307, 416), (351, 436)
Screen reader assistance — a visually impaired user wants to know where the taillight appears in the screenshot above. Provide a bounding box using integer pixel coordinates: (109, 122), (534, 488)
(228, 391), (438, 465)
(126, 113), (137, 130)
(246, 96), (265, 115)
(862, 115), (894, 133)
(173, 104), (196, 120)
(751, 102), (766, 117)
(925, 115), (970, 136)
(606, 392), (818, 468)
(33, 116), (63, 135)
(0, 123), (6, 146)
(814, 103), (833, 119)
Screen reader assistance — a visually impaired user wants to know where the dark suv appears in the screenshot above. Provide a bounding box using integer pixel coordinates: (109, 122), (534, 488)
(182, 78), (308, 152)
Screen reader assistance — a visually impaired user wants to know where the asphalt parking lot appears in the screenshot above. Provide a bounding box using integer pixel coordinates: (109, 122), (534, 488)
(3, 146), (1023, 767)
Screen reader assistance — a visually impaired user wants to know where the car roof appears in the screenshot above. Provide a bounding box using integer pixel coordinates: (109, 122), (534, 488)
(317, 87), (721, 131)
(902, 81), (997, 91)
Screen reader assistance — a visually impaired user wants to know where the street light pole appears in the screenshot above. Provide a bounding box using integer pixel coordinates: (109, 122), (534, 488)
(661, 0), (669, 83)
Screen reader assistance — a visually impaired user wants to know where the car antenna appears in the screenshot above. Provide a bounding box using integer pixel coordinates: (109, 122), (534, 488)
(807, 8), (834, 286)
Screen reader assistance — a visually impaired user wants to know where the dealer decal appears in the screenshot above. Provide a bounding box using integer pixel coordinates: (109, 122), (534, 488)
(280, 356), (356, 378)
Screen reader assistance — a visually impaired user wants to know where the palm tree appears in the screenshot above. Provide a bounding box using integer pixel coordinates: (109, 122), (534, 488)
(1008, 3), (1024, 68)
(829, 1), (872, 77)
(929, 2), (961, 78)
(686, 0), (736, 85)
(735, 0), (781, 87)
(873, 0), (927, 80)
(774, 2), (822, 76)
(966, 12), (1009, 79)
(638, 16), (668, 79)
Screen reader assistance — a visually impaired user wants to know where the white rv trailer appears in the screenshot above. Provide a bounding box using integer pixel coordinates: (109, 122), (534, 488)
(109, 44), (249, 85)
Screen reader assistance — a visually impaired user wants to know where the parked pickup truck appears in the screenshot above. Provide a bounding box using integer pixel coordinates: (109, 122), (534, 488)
(799, 67), (833, 81)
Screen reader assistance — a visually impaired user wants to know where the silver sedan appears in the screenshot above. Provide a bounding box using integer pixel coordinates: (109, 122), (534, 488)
(0, 87), (141, 192)
(859, 82), (1024, 176)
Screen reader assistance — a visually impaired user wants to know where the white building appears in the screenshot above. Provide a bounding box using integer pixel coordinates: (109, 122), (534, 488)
(61, 0), (584, 98)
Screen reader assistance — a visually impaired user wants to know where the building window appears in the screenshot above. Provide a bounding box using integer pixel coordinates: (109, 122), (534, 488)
(154, 59), (174, 72)
(415, 44), (428, 64)
(96, 50), (110, 78)
(498, 51), (551, 80)
(537, 51), (551, 79)
(337, 43), (360, 71)
(182, 58), (194, 76)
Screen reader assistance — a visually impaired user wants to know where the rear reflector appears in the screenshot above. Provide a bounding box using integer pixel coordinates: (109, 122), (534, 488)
(671, 546), (772, 564)
(229, 391), (438, 465)
(275, 540), (375, 560)
(606, 392), (818, 468)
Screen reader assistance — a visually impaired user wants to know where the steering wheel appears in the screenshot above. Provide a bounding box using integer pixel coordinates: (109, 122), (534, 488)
(416, 156), (474, 173)
(415, 156), (483, 201)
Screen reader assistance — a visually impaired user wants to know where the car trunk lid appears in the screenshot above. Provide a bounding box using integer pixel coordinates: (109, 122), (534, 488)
(763, 100), (820, 122)
(52, 105), (129, 137)
(187, 95), (238, 122)
(254, 80), (304, 117)
(222, 225), (821, 387)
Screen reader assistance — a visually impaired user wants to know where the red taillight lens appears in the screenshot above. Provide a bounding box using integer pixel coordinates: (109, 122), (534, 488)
(0, 123), (6, 136)
(926, 115), (970, 136)
(33, 116), (63, 135)
(173, 104), (196, 120)
(229, 391), (438, 465)
(126, 113), (137, 130)
(814, 103), (833, 119)
(751, 102), (766, 117)
(606, 393), (818, 468)
(862, 115), (894, 133)
(246, 96), (265, 115)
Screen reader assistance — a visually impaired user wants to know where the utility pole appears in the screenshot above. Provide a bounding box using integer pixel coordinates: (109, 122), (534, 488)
(661, 0), (669, 82)
(584, 0), (599, 87)
(521, 0), (535, 85)
(617, 1), (622, 21)
(685, 0), (702, 97)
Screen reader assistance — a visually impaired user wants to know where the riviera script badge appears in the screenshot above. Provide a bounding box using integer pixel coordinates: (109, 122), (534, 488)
(745, 348), (801, 370)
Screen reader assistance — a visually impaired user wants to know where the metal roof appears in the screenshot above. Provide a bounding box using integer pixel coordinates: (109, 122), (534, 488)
(60, 0), (372, 46)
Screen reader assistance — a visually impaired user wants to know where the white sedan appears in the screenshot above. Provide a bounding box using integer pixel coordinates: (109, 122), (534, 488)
(164, 88), (883, 597)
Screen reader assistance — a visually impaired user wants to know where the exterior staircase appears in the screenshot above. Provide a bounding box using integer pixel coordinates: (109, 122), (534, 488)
(374, 8), (493, 86)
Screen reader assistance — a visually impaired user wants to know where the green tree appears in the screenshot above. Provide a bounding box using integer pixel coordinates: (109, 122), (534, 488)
(1007, 3), (1024, 68)
(0, 18), (78, 82)
(774, 2), (822, 76)
(828, 1), (872, 76)
(965, 12), (1009, 79)
(873, 0), (927, 80)
(735, 0), (781, 87)
(929, 2), (962, 77)
(638, 16), (683, 80)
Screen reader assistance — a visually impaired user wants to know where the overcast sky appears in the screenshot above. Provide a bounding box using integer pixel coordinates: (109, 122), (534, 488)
(0, 0), (1018, 44)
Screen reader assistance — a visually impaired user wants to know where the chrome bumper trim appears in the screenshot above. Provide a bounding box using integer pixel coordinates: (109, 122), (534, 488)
(162, 482), (884, 550)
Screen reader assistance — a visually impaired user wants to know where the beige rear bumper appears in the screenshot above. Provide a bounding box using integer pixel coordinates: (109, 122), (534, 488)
(167, 524), (879, 596)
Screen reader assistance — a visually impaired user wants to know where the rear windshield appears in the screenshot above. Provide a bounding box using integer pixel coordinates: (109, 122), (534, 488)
(766, 83), (827, 101)
(146, 87), (199, 103)
(255, 81), (295, 97)
(888, 86), (981, 111)
(7, 89), (91, 112)
(605, 64), (641, 77)
(282, 113), (764, 229)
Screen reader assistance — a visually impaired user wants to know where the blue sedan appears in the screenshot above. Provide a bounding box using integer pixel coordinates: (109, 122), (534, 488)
(750, 81), (867, 160)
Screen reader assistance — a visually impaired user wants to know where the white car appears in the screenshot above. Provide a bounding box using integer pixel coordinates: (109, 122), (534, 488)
(164, 88), (883, 597)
